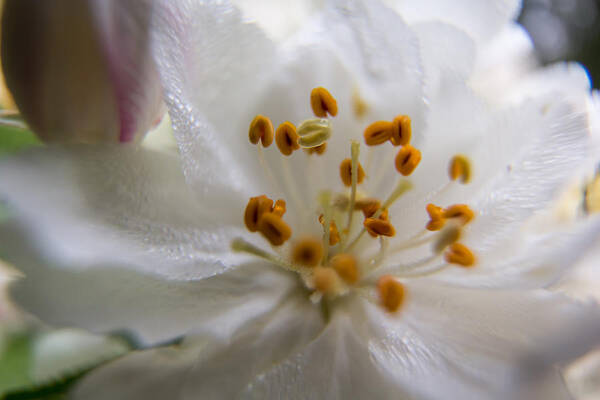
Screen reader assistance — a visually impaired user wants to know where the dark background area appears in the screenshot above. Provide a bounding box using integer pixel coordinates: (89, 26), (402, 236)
(520, 0), (600, 88)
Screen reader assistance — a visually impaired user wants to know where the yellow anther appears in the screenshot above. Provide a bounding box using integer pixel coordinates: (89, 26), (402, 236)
(304, 143), (327, 155)
(248, 115), (274, 147)
(425, 203), (446, 231)
(444, 243), (476, 267)
(275, 122), (300, 156)
(443, 204), (474, 225)
(356, 198), (381, 218)
(377, 275), (405, 313)
(310, 87), (338, 118)
(319, 214), (340, 245)
(244, 195), (274, 232)
(292, 237), (323, 267)
(585, 174), (600, 214)
(313, 267), (338, 294)
(331, 254), (359, 284)
(364, 121), (394, 146)
(273, 199), (287, 217)
(390, 115), (411, 146)
(395, 145), (422, 176)
(257, 212), (292, 246)
(433, 225), (461, 254)
(297, 118), (332, 148)
(352, 88), (369, 119)
(339, 158), (366, 187)
(448, 155), (471, 184)
(364, 217), (396, 237)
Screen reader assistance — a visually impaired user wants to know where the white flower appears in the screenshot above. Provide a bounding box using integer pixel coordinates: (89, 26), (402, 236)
(1, 0), (600, 398)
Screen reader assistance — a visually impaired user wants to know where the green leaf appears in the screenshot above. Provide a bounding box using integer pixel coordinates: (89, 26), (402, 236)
(0, 125), (40, 156)
(0, 332), (34, 395)
(0, 329), (132, 399)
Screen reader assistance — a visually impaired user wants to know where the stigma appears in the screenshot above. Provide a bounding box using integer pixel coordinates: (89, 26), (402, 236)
(239, 86), (478, 315)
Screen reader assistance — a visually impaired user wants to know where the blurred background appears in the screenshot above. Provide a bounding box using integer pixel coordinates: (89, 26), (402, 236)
(519, 0), (600, 88)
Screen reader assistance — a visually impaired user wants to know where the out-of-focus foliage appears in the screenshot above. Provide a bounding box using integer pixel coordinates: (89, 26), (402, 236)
(520, 0), (600, 88)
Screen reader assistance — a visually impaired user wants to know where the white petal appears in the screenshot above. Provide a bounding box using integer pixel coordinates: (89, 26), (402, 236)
(0, 146), (247, 280)
(72, 292), (324, 399)
(240, 306), (412, 399)
(5, 223), (295, 345)
(413, 21), (476, 99)
(230, 0), (325, 41)
(362, 282), (600, 399)
(471, 23), (537, 102)
(385, 0), (521, 44)
(151, 0), (276, 197)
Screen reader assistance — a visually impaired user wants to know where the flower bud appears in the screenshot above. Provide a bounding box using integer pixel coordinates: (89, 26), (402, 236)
(1, 0), (164, 143)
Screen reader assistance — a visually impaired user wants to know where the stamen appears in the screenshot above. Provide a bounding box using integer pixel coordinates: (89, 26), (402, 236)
(248, 115), (274, 147)
(319, 214), (340, 245)
(310, 87), (338, 118)
(356, 198), (381, 218)
(231, 238), (293, 270)
(364, 121), (394, 146)
(448, 155), (471, 184)
(313, 267), (339, 294)
(304, 143), (327, 155)
(244, 195), (274, 232)
(395, 145), (422, 176)
(331, 254), (359, 284)
(377, 275), (405, 313)
(426, 203), (446, 231)
(390, 115), (411, 146)
(339, 158), (365, 187)
(344, 180), (412, 252)
(364, 217), (396, 237)
(257, 212), (292, 246)
(273, 199), (287, 217)
(297, 118), (332, 148)
(352, 88), (369, 119)
(432, 225), (461, 254)
(292, 237), (323, 267)
(318, 191), (333, 260)
(444, 243), (476, 267)
(275, 122), (300, 156)
(345, 141), (362, 237)
(443, 204), (474, 225)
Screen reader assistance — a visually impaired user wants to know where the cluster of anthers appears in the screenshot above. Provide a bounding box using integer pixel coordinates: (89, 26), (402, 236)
(233, 87), (476, 315)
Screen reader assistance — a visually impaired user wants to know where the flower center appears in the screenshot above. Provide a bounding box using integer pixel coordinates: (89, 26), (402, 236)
(233, 87), (477, 314)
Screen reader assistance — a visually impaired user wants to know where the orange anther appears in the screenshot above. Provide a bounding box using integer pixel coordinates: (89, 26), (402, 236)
(304, 143), (327, 155)
(377, 275), (405, 313)
(319, 214), (340, 245)
(426, 203), (446, 231)
(313, 267), (338, 294)
(448, 155), (471, 184)
(248, 115), (274, 147)
(339, 158), (366, 187)
(395, 145), (421, 176)
(310, 87), (338, 118)
(244, 195), (274, 232)
(443, 204), (474, 225)
(364, 121), (394, 146)
(444, 243), (476, 267)
(356, 198), (381, 218)
(331, 254), (359, 284)
(364, 217), (396, 237)
(291, 237), (323, 267)
(390, 115), (411, 146)
(275, 122), (300, 156)
(273, 199), (287, 217)
(257, 212), (292, 246)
